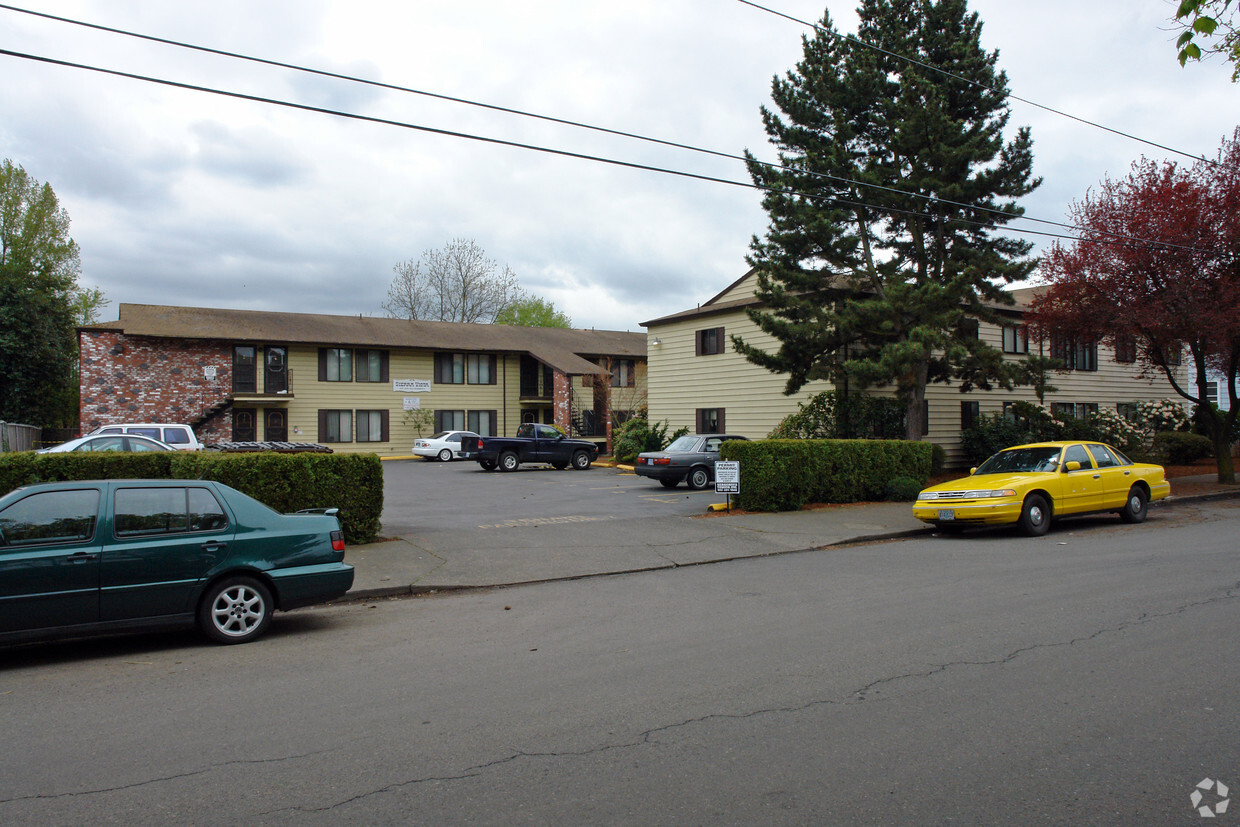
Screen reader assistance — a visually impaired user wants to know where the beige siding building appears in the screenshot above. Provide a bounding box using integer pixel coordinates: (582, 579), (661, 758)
(80, 304), (646, 455)
(643, 272), (1184, 467)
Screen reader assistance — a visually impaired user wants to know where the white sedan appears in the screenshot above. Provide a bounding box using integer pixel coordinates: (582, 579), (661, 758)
(413, 431), (480, 462)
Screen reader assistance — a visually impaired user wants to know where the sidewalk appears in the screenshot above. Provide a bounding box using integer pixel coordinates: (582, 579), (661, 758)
(341, 474), (1240, 601)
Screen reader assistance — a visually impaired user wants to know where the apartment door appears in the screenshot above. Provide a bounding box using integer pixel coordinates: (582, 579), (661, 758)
(265, 409), (288, 442)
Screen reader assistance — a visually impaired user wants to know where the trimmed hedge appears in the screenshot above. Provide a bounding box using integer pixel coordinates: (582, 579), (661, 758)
(1150, 431), (1213, 465)
(0, 451), (384, 545)
(720, 439), (936, 512)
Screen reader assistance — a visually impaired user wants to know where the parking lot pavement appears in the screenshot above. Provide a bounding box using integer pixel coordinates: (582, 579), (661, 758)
(379, 459), (726, 535)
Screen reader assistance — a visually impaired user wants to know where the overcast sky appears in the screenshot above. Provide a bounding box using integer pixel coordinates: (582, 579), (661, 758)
(2, 1), (1237, 333)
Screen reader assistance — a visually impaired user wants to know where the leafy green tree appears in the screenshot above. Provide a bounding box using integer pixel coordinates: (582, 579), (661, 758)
(735, 0), (1039, 440)
(495, 295), (572, 328)
(0, 159), (83, 427)
(1174, 0), (1239, 80)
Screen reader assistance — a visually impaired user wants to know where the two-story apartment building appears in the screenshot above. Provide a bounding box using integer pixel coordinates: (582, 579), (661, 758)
(642, 271), (1185, 467)
(79, 304), (646, 455)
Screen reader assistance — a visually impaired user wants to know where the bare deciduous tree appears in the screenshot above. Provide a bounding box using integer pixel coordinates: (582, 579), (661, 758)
(383, 238), (526, 323)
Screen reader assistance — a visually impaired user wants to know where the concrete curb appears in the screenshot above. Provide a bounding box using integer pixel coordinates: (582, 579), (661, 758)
(333, 486), (1240, 605)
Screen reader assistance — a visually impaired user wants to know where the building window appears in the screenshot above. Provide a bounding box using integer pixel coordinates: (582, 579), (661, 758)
(355, 350), (389, 382)
(356, 410), (388, 443)
(233, 346), (256, 393)
(466, 354), (496, 385)
(319, 348), (353, 382)
(922, 399), (929, 436)
(697, 408), (724, 433)
(1207, 382), (1219, 407)
(696, 327), (725, 356)
(435, 353), (464, 384)
(1076, 402), (1098, 418)
(1166, 342), (1182, 366)
(435, 353), (495, 384)
(1117, 402), (1138, 420)
(1051, 337), (1098, 371)
(1114, 336), (1137, 364)
(611, 359), (636, 388)
(1002, 326), (1029, 354)
(961, 401), (980, 430)
(1002, 400), (1017, 420)
(318, 410), (352, 443)
(436, 409), (465, 432)
(1051, 402), (1096, 419)
(468, 410), (497, 436)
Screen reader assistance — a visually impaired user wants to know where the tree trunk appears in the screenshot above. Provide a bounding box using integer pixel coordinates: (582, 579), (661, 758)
(903, 363), (929, 441)
(1213, 434), (1236, 484)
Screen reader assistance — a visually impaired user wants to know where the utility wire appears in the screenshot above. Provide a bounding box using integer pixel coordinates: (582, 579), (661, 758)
(736, 0), (1220, 167)
(0, 47), (1218, 257)
(0, 1), (1118, 240)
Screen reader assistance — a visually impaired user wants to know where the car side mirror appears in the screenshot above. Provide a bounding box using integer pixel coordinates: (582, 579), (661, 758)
(1064, 460), (1081, 472)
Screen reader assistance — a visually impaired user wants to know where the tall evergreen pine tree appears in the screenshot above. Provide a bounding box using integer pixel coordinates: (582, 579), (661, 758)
(737, 0), (1039, 439)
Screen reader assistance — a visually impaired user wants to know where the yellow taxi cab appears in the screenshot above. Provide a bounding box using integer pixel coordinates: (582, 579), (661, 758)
(912, 441), (1171, 536)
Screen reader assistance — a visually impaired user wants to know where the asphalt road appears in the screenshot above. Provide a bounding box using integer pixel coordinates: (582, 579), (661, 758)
(2, 500), (1237, 824)
(380, 457), (724, 534)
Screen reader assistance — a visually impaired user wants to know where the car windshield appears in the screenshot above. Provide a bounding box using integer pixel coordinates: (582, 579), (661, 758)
(665, 436), (700, 452)
(974, 446), (1063, 475)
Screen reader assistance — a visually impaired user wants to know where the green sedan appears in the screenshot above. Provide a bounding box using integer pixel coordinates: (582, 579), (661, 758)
(0, 479), (353, 645)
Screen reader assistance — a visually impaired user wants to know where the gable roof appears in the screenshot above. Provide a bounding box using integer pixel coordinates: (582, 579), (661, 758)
(86, 304), (646, 376)
(642, 271), (1043, 328)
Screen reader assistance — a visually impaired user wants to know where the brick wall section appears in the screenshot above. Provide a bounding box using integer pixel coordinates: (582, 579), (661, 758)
(79, 330), (234, 440)
(552, 369), (572, 434)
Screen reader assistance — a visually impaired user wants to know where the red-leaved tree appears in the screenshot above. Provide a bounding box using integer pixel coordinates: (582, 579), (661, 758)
(1029, 128), (1240, 482)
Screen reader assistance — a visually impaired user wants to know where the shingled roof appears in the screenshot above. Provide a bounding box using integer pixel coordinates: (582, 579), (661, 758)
(87, 304), (646, 376)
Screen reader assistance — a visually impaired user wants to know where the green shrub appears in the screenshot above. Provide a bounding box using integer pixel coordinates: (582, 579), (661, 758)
(720, 439), (935, 512)
(612, 417), (688, 463)
(884, 476), (924, 502)
(170, 452), (384, 544)
(1150, 431), (1213, 465)
(0, 450), (384, 545)
(767, 391), (905, 440)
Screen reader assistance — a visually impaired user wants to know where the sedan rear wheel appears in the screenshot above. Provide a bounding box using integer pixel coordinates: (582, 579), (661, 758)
(686, 467), (711, 491)
(1018, 493), (1051, 537)
(437, 448), (453, 462)
(199, 576), (273, 644)
(1119, 486), (1148, 523)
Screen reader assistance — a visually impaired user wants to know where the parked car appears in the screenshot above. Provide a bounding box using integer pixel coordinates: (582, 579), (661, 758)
(464, 423), (598, 472)
(0, 479), (354, 645)
(912, 441), (1171, 536)
(39, 434), (175, 453)
(413, 430), (480, 462)
(89, 423), (203, 450)
(634, 434), (750, 490)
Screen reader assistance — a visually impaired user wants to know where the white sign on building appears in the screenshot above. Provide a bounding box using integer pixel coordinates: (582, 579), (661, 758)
(402, 397), (421, 410)
(393, 379), (432, 393)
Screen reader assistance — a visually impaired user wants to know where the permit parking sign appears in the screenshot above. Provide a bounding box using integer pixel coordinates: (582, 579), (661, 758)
(714, 461), (740, 494)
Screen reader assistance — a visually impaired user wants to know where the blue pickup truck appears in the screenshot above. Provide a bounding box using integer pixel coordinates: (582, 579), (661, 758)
(464, 423), (599, 472)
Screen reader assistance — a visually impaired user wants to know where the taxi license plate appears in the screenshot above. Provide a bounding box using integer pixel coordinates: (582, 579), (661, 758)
(938, 509), (955, 521)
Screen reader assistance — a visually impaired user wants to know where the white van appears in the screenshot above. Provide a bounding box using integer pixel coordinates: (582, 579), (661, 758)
(89, 423), (204, 450)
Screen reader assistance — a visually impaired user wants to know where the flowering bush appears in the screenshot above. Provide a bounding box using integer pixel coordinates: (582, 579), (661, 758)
(1133, 399), (1190, 436)
(1087, 408), (1144, 454)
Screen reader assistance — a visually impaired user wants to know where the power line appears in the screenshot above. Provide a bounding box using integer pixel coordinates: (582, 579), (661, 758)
(735, 0), (1219, 167)
(0, 46), (1219, 258)
(0, 2), (1114, 240)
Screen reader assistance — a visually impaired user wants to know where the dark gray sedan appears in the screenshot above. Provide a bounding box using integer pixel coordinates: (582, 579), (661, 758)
(633, 434), (749, 490)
